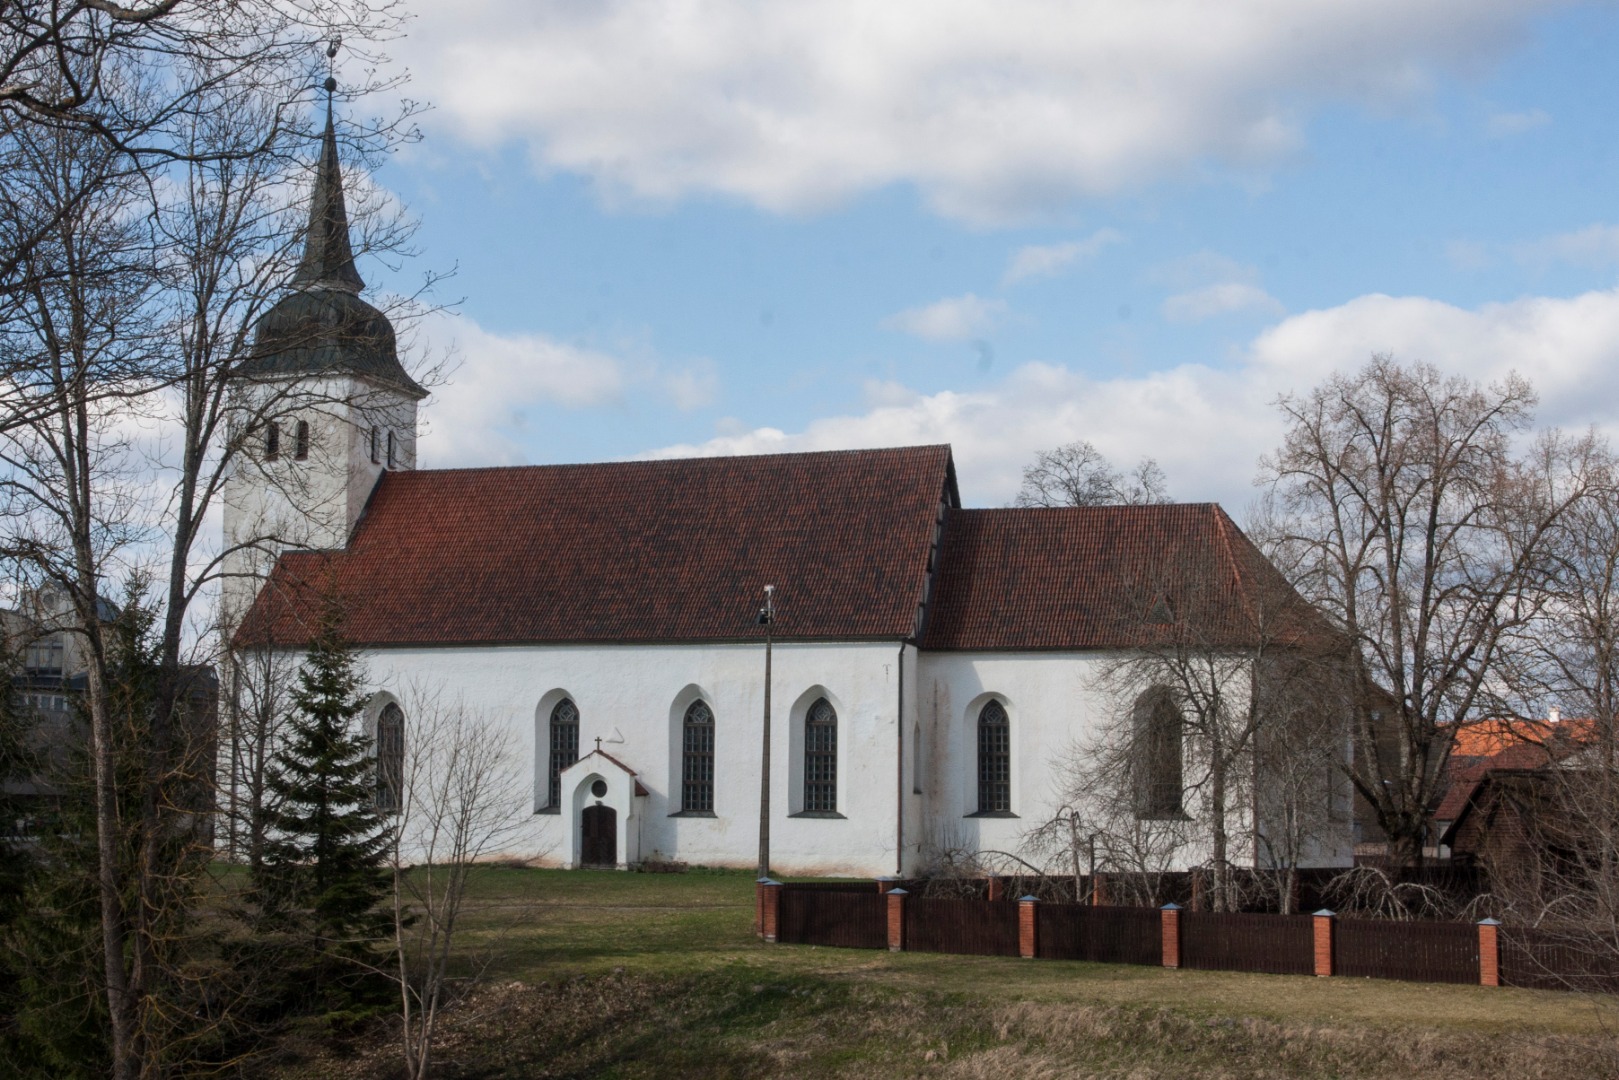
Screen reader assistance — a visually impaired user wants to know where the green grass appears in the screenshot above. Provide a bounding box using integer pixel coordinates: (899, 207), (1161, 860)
(281, 867), (1619, 1079)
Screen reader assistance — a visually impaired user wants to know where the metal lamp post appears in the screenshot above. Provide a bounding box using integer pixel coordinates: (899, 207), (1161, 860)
(757, 585), (775, 878)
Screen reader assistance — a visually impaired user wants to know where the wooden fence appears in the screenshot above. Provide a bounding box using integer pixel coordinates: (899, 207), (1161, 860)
(756, 880), (1619, 992)
(1179, 911), (1314, 977)
(1035, 903), (1161, 965)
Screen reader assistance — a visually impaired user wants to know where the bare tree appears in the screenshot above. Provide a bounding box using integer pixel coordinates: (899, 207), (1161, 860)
(1260, 357), (1595, 868)
(1026, 520), (1347, 912)
(0, 1), (412, 299)
(0, 18), (428, 1077)
(1013, 440), (1170, 508)
(387, 688), (527, 1080)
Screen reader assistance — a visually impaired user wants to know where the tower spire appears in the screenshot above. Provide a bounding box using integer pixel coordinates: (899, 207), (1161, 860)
(292, 43), (364, 294)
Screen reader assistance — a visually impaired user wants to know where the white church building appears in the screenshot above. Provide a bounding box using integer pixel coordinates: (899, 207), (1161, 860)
(223, 105), (1352, 879)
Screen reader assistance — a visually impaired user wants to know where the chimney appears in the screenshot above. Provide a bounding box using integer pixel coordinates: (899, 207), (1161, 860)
(1548, 706), (1561, 724)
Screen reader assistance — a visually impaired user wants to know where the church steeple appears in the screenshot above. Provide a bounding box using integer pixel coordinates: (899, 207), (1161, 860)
(291, 80), (364, 295)
(238, 68), (425, 399)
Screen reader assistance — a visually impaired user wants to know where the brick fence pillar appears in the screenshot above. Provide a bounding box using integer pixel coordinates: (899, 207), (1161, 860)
(1312, 909), (1335, 977)
(758, 879), (782, 942)
(1092, 872), (1107, 907)
(887, 888), (908, 952)
(877, 876), (899, 894)
(1161, 903), (1181, 969)
(1019, 896), (1039, 959)
(1478, 918), (1501, 987)
(987, 876), (1005, 902)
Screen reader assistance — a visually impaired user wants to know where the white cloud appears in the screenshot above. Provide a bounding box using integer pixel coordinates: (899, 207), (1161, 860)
(664, 359), (720, 410)
(1002, 229), (1125, 285)
(401, 0), (1554, 223)
(1151, 251), (1283, 322)
(1485, 107), (1551, 138)
(417, 315), (627, 467)
(1163, 281), (1285, 322)
(646, 285), (1619, 509)
(881, 293), (1007, 342)
(1515, 223), (1619, 270)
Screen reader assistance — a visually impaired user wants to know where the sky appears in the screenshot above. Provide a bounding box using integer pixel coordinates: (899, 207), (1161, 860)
(355, 0), (1619, 516)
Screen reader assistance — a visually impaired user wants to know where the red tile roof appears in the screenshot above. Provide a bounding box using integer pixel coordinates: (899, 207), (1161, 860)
(238, 445), (956, 647)
(920, 503), (1330, 651)
(1433, 717), (1595, 824)
(237, 446), (1325, 653)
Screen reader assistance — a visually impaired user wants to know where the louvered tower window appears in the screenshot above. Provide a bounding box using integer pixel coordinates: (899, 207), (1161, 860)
(681, 700), (715, 812)
(804, 697), (838, 812)
(548, 698), (579, 808)
(977, 700), (1010, 813)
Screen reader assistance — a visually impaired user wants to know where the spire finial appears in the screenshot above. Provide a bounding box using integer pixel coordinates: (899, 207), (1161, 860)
(293, 35), (363, 295)
(324, 36), (340, 96)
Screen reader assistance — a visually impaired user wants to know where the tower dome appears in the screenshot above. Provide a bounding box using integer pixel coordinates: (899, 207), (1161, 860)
(238, 100), (425, 399)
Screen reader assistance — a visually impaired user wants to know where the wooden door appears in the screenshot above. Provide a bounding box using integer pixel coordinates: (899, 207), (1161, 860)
(581, 804), (617, 867)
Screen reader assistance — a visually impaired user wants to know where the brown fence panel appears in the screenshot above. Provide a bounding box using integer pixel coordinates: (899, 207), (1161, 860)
(1179, 912), (1313, 976)
(780, 880), (878, 892)
(1035, 904), (1162, 966)
(906, 897), (1021, 956)
(1334, 918), (1477, 984)
(776, 889), (888, 949)
(1501, 928), (1619, 994)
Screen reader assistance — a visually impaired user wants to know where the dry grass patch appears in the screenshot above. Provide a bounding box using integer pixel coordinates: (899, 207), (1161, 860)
(268, 868), (1619, 1078)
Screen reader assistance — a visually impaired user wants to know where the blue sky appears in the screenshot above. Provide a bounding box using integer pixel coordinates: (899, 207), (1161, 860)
(363, 1), (1619, 514)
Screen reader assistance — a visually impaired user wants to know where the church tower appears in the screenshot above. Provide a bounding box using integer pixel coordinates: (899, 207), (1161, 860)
(220, 81), (428, 630)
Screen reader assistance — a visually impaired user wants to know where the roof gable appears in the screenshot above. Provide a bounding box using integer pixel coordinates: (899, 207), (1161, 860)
(920, 503), (1330, 651)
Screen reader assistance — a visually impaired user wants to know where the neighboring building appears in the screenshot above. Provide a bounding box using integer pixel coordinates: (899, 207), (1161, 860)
(0, 587), (217, 842)
(1437, 716), (1598, 878)
(224, 104), (1355, 878)
(0, 586), (95, 838)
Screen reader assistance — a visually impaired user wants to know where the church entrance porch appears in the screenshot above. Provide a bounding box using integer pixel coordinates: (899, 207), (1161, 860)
(581, 802), (617, 867)
(556, 747), (646, 869)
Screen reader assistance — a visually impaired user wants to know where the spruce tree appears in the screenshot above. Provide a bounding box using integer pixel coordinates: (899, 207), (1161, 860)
(251, 602), (394, 1023)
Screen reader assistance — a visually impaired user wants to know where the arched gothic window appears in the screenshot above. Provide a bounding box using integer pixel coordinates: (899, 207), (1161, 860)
(681, 700), (715, 812)
(375, 703), (404, 813)
(265, 421), (280, 460)
(977, 700), (1010, 813)
(293, 419), (310, 460)
(548, 698), (579, 808)
(1133, 688), (1184, 819)
(804, 697), (837, 813)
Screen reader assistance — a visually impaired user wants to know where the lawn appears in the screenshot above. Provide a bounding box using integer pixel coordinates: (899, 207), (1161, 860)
(282, 867), (1619, 1079)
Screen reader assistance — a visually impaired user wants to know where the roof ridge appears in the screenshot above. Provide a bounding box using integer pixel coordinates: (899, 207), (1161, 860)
(387, 443), (953, 479)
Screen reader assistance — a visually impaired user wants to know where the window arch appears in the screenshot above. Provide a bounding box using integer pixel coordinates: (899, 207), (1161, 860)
(976, 700), (1010, 813)
(293, 419), (310, 460)
(548, 698), (579, 808)
(681, 700), (715, 812)
(804, 697), (838, 812)
(1133, 688), (1184, 819)
(376, 702), (404, 813)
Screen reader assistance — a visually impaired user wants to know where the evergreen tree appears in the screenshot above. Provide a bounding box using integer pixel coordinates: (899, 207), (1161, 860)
(2, 588), (226, 1076)
(251, 601), (394, 1023)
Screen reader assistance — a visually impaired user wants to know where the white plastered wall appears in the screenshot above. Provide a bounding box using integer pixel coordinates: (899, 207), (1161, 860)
(912, 651), (1353, 873)
(358, 640), (910, 878)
